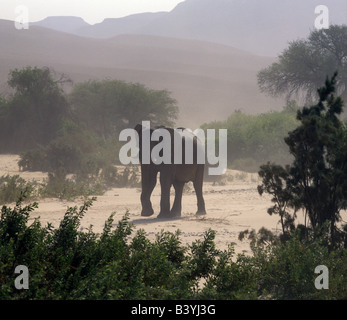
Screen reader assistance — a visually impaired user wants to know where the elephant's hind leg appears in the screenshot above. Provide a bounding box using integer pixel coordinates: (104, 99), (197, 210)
(194, 165), (206, 215)
(170, 181), (185, 217)
(141, 169), (157, 216)
(157, 170), (173, 219)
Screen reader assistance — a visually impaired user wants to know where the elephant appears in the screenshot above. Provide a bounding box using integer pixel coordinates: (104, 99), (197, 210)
(134, 123), (206, 219)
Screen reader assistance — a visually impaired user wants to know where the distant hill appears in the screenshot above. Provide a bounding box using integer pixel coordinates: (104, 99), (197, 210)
(31, 12), (167, 39)
(0, 19), (284, 128)
(30, 0), (347, 56)
(76, 12), (167, 38)
(141, 0), (347, 56)
(31, 16), (90, 34)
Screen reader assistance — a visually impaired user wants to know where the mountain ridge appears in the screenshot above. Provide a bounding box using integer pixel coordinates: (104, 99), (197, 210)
(31, 16), (90, 34)
(28, 0), (347, 56)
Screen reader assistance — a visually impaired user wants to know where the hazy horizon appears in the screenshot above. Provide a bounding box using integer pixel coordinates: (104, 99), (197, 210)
(1, 0), (346, 126)
(0, 0), (185, 24)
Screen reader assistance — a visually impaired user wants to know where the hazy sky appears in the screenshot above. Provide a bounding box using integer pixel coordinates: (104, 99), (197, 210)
(0, 0), (185, 24)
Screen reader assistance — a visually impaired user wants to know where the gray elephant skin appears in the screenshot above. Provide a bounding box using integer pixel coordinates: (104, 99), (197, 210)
(134, 124), (206, 219)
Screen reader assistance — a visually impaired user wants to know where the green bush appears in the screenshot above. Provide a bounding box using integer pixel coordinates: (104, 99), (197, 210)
(201, 108), (298, 172)
(38, 165), (140, 201)
(0, 199), (196, 300)
(18, 148), (47, 172)
(244, 229), (347, 299)
(1, 164), (140, 203)
(0, 198), (346, 300)
(0, 175), (38, 204)
(39, 170), (105, 201)
(18, 122), (103, 175)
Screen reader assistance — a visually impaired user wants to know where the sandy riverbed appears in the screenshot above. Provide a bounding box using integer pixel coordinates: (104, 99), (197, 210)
(0, 154), (314, 255)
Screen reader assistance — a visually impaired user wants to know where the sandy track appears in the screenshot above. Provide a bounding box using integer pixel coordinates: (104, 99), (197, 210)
(0, 154), (294, 255)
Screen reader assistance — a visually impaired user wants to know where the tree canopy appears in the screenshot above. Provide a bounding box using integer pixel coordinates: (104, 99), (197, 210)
(69, 80), (178, 140)
(258, 25), (347, 103)
(0, 67), (70, 152)
(0, 67), (179, 162)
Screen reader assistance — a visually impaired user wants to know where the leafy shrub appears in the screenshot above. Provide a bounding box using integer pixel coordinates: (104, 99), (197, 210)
(39, 170), (105, 201)
(1, 197), (345, 300)
(201, 246), (258, 300)
(238, 227), (347, 299)
(38, 165), (140, 200)
(0, 175), (38, 203)
(201, 108), (298, 172)
(18, 122), (102, 175)
(2, 164), (140, 203)
(0, 199), (194, 300)
(248, 229), (346, 299)
(18, 148), (47, 172)
(101, 166), (140, 189)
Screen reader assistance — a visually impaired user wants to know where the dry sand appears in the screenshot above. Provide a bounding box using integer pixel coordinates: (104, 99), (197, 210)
(1, 154), (329, 255)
